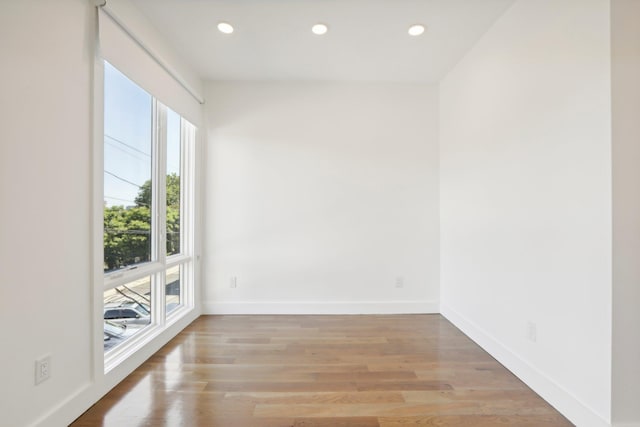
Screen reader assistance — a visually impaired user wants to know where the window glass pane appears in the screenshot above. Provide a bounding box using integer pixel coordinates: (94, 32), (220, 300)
(103, 277), (152, 353)
(166, 265), (181, 315)
(103, 62), (153, 273)
(166, 108), (181, 256)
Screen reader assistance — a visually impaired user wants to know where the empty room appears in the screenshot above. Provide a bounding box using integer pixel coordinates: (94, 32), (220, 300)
(0, 0), (638, 426)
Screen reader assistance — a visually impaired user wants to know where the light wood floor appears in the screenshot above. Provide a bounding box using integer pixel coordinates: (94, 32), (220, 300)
(72, 315), (573, 426)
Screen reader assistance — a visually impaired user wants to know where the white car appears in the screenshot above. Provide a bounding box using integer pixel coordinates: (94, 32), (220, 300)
(103, 302), (150, 326)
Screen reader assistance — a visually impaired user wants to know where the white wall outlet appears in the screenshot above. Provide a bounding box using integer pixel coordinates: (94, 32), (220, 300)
(526, 321), (537, 343)
(395, 276), (404, 288)
(230, 276), (237, 288)
(35, 355), (51, 385)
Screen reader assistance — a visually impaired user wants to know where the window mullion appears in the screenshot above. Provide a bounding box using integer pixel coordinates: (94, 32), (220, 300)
(154, 101), (167, 326)
(181, 121), (196, 309)
(179, 118), (186, 257)
(153, 100), (166, 265)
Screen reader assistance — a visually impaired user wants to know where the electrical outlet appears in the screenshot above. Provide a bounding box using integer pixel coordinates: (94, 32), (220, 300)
(230, 276), (237, 288)
(526, 321), (537, 343)
(395, 276), (404, 288)
(35, 355), (51, 385)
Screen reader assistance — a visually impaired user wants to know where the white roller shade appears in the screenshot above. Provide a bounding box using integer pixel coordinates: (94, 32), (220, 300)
(98, 6), (203, 127)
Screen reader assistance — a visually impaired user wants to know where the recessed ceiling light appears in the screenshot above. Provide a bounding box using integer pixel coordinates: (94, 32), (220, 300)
(217, 22), (234, 34)
(312, 23), (328, 35)
(408, 24), (425, 36)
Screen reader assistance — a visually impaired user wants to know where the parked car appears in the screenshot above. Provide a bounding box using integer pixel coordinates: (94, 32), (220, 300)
(120, 301), (151, 315)
(104, 303), (151, 326)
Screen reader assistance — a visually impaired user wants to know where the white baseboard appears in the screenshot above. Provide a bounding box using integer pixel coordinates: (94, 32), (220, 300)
(203, 300), (439, 315)
(30, 308), (201, 427)
(441, 304), (610, 427)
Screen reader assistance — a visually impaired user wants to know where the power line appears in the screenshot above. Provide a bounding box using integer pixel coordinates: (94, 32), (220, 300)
(104, 134), (151, 157)
(104, 229), (180, 235)
(104, 170), (144, 189)
(104, 195), (138, 205)
(104, 195), (150, 208)
(105, 229), (150, 235)
(105, 134), (184, 174)
(106, 140), (149, 163)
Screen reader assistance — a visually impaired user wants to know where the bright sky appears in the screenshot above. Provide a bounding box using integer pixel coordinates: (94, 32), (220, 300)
(104, 61), (180, 208)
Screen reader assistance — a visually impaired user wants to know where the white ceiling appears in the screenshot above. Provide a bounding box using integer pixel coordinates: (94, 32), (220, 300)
(131, 0), (515, 83)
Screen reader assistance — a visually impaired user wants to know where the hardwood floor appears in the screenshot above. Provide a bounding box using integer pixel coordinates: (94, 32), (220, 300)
(72, 315), (573, 426)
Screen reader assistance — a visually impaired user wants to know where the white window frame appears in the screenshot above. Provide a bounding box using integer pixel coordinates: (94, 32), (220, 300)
(96, 61), (196, 372)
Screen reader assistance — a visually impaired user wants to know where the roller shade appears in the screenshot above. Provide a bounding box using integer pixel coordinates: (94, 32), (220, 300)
(98, 6), (203, 127)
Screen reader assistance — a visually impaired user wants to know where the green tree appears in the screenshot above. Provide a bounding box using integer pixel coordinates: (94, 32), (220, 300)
(166, 174), (181, 256)
(104, 174), (180, 271)
(135, 173), (180, 206)
(103, 205), (151, 270)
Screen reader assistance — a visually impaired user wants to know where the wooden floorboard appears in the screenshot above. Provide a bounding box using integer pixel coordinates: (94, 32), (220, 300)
(71, 314), (573, 426)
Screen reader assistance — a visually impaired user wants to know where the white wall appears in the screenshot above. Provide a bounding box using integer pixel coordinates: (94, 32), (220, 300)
(204, 82), (439, 314)
(611, 0), (640, 425)
(0, 2), (93, 425)
(439, 1), (612, 426)
(0, 1), (202, 426)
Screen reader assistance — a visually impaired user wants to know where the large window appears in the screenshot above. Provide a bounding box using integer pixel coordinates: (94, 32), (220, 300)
(102, 62), (195, 363)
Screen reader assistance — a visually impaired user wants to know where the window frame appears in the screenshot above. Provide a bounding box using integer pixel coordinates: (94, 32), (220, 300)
(98, 61), (196, 372)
